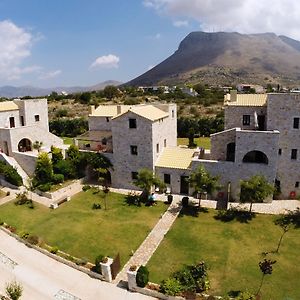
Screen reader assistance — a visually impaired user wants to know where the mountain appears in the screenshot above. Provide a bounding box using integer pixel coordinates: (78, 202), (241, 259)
(127, 32), (300, 87)
(0, 80), (122, 98)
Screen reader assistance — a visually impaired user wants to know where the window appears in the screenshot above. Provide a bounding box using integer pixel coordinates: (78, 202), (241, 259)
(164, 139), (167, 147)
(20, 116), (24, 126)
(106, 117), (109, 122)
(242, 115), (250, 125)
(294, 117), (300, 129)
(9, 117), (15, 128)
(156, 143), (159, 153)
(130, 145), (138, 155)
(129, 118), (136, 128)
(34, 115), (40, 122)
(278, 148), (282, 155)
(131, 172), (138, 180)
(164, 174), (171, 184)
(291, 149), (297, 160)
(295, 182), (299, 188)
(172, 110), (174, 118)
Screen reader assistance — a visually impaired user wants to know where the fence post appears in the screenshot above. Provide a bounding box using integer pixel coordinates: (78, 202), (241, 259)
(100, 257), (113, 282)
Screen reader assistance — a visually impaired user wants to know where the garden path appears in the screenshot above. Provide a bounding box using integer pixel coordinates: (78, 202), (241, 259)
(113, 194), (182, 285)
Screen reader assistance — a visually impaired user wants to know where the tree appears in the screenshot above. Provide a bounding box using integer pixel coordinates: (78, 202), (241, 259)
(240, 175), (274, 213)
(133, 168), (165, 201)
(5, 281), (23, 300)
(33, 141), (43, 153)
(51, 146), (63, 165)
(274, 208), (300, 252)
(103, 85), (119, 100)
(33, 152), (53, 186)
(189, 165), (220, 207)
(256, 259), (276, 296)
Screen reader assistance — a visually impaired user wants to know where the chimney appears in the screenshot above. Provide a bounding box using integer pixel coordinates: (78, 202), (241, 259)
(230, 90), (237, 102)
(117, 105), (121, 115)
(90, 105), (95, 115)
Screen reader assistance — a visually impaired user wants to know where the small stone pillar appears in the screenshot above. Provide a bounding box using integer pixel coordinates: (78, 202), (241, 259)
(127, 269), (138, 291)
(100, 257), (113, 282)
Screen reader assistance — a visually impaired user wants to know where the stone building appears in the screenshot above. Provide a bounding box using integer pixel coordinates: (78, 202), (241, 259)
(84, 94), (300, 200)
(0, 98), (63, 177)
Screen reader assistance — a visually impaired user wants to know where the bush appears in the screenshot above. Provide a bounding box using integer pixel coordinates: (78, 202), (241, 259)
(94, 254), (105, 274)
(26, 235), (39, 245)
(182, 196), (189, 208)
(50, 246), (59, 254)
(5, 281), (23, 300)
(0, 161), (23, 186)
(52, 173), (64, 184)
(82, 185), (91, 192)
(37, 183), (52, 192)
(136, 265), (149, 288)
(160, 278), (183, 296)
(53, 159), (76, 179)
(92, 203), (101, 210)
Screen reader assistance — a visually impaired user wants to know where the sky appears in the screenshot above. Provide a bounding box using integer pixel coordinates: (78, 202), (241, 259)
(0, 0), (299, 88)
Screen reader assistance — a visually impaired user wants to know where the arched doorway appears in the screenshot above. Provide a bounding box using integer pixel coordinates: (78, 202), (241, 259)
(242, 150), (268, 164)
(18, 138), (32, 152)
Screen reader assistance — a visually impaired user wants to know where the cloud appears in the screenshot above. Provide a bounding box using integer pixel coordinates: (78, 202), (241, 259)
(0, 20), (40, 80)
(143, 0), (300, 40)
(90, 54), (120, 69)
(39, 69), (62, 80)
(173, 20), (189, 28)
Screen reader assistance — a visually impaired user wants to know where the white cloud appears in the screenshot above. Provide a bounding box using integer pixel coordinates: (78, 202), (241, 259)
(39, 69), (62, 80)
(173, 20), (189, 28)
(0, 20), (41, 80)
(144, 0), (300, 40)
(90, 54), (120, 69)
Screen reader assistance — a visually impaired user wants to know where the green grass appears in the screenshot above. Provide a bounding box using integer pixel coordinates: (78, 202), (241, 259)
(177, 137), (211, 149)
(147, 208), (300, 299)
(62, 137), (73, 145)
(0, 190), (166, 267)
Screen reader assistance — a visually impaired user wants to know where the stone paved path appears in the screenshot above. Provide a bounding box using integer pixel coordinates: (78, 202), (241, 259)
(113, 195), (182, 285)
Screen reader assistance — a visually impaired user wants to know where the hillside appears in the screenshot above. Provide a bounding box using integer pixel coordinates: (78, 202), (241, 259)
(127, 32), (300, 87)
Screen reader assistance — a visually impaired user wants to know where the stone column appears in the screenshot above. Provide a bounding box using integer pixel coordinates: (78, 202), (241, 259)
(127, 268), (138, 291)
(100, 257), (113, 282)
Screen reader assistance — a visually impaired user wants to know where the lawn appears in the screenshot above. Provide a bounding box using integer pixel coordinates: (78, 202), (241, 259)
(0, 190), (166, 267)
(146, 207), (300, 299)
(62, 137), (74, 145)
(177, 137), (211, 149)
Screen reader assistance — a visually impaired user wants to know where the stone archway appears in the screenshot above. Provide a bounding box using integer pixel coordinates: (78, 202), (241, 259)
(242, 150), (268, 164)
(18, 138), (32, 152)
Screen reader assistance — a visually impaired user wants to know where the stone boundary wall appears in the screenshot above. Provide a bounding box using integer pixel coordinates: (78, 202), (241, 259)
(0, 226), (106, 282)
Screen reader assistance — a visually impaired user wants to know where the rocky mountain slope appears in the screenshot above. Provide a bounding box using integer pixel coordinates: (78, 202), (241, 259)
(127, 32), (300, 87)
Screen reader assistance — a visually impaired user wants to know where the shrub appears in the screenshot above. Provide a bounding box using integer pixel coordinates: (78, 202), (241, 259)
(26, 235), (39, 245)
(182, 196), (189, 208)
(21, 232), (29, 239)
(92, 203), (101, 209)
(52, 173), (64, 184)
(50, 246), (59, 254)
(160, 278), (183, 296)
(0, 161), (23, 186)
(94, 254), (104, 274)
(82, 185), (91, 192)
(37, 183), (52, 192)
(75, 257), (88, 266)
(5, 281), (23, 300)
(136, 265), (149, 288)
(53, 159), (76, 179)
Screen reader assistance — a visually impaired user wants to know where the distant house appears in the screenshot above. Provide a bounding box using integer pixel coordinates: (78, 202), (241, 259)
(237, 84), (265, 93)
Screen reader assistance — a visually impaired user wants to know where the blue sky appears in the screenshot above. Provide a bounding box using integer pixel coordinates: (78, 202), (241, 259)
(0, 0), (299, 88)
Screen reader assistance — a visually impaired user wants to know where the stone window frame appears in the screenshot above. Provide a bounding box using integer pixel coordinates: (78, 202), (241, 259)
(34, 114), (40, 122)
(129, 118), (137, 129)
(242, 115), (251, 126)
(291, 149), (298, 160)
(293, 117), (300, 129)
(130, 145), (138, 155)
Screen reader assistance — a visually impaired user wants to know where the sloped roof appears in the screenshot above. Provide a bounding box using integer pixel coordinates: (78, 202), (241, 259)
(112, 105), (169, 122)
(155, 147), (195, 170)
(0, 101), (19, 112)
(91, 105), (130, 117)
(225, 94), (267, 107)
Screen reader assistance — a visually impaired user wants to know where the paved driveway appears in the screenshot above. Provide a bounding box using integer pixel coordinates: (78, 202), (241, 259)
(0, 230), (154, 300)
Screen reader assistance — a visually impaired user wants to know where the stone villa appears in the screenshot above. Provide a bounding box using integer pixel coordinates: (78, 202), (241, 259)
(0, 98), (63, 178)
(81, 93), (300, 200)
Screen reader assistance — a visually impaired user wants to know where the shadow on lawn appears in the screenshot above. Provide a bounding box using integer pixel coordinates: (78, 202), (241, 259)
(178, 206), (209, 218)
(214, 207), (256, 223)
